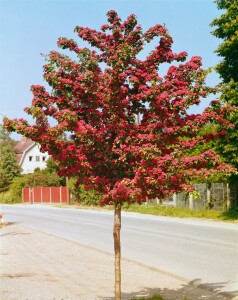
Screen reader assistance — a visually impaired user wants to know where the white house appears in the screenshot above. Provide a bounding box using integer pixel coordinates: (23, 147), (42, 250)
(14, 137), (50, 174)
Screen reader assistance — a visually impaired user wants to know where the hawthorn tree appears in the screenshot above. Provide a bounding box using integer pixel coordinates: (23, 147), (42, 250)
(4, 11), (235, 299)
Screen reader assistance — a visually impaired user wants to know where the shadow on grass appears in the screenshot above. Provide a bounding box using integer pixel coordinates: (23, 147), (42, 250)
(220, 208), (238, 221)
(102, 279), (237, 300)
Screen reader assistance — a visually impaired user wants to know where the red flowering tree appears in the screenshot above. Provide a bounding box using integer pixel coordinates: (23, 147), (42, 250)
(4, 11), (234, 299)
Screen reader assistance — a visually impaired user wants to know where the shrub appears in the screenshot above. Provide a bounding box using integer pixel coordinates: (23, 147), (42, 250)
(0, 191), (14, 203)
(9, 176), (27, 203)
(0, 176), (26, 204)
(68, 178), (101, 206)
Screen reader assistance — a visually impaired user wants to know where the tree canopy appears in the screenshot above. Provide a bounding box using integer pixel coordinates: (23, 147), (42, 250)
(210, 0), (238, 174)
(211, 0), (238, 83)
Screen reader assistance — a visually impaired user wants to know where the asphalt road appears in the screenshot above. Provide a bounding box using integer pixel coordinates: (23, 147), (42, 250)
(1, 204), (238, 295)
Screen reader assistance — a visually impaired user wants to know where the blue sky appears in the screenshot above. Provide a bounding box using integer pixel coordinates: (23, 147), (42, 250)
(0, 0), (222, 138)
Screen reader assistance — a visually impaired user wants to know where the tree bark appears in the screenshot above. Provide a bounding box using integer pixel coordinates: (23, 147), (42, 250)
(113, 203), (121, 300)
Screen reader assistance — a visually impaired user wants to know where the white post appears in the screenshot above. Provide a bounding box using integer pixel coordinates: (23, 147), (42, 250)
(207, 186), (211, 203)
(227, 183), (231, 210)
(173, 193), (177, 207)
(189, 194), (194, 210)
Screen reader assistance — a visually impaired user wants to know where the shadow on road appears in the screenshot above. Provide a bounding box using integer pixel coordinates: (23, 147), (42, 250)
(102, 279), (238, 300)
(0, 231), (31, 237)
(0, 222), (31, 237)
(4, 222), (20, 226)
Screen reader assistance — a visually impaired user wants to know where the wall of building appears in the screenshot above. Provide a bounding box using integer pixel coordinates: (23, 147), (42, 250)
(21, 144), (50, 174)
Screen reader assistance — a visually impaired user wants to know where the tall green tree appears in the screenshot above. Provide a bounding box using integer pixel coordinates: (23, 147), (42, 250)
(210, 0), (238, 175)
(0, 126), (21, 189)
(0, 125), (15, 148)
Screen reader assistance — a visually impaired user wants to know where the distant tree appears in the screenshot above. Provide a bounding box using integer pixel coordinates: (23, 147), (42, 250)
(0, 125), (14, 145)
(45, 158), (59, 173)
(0, 126), (21, 189)
(4, 11), (235, 299)
(44, 158), (66, 186)
(211, 0), (238, 83)
(210, 0), (238, 177)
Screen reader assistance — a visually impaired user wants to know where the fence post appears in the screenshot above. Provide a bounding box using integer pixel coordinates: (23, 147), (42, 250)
(206, 184), (212, 209)
(173, 193), (177, 207)
(227, 183), (231, 210)
(67, 187), (70, 204)
(66, 177), (70, 205)
(41, 187), (43, 203)
(32, 188), (35, 204)
(189, 194), (194, 210)
(29, 188), (32, 204)
(50, 187), (52, 203)
(207, 185), (211, 204)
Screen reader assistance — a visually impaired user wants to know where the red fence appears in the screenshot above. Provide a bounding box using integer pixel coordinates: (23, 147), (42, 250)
(22, 187), (70, 204)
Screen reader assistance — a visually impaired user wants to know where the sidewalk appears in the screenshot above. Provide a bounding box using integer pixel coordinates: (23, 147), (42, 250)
(0, 223), (234, 300)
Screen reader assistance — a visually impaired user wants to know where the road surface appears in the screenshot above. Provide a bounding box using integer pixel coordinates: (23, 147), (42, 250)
(1, 204), (238, 297)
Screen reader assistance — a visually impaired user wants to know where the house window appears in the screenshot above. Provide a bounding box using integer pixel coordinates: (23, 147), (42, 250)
(29, 156), (33, 162)
(36, 156), (40, 162)
(42, 156), (46, 162)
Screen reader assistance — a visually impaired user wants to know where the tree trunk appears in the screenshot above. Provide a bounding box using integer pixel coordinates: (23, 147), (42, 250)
(113, 203), (121, 300)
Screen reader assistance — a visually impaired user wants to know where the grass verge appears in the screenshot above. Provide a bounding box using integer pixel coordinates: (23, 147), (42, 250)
(121, 204), (238, 222)
(55, 202), (238, 222)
